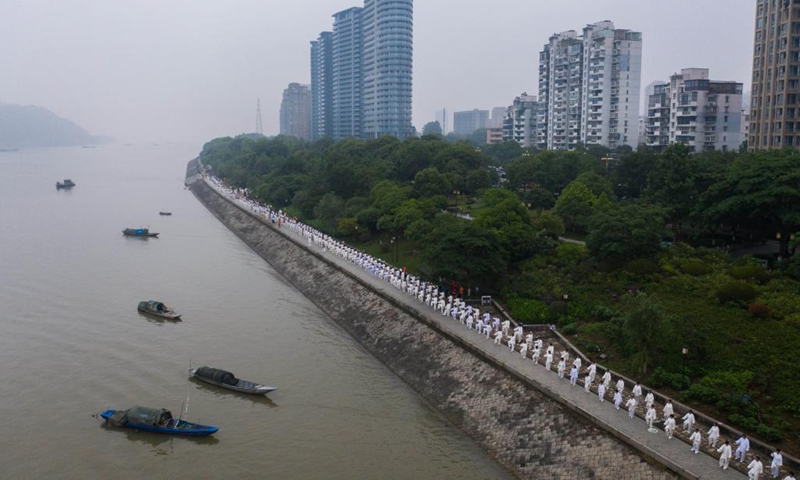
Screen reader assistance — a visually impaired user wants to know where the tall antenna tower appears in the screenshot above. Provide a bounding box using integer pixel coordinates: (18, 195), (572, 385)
(255, 98), (263, 135)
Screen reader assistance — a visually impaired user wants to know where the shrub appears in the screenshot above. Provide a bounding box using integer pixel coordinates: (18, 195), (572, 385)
(561, 323), (578, 335)
(730, 265), (771, 284)
(755, 424), (784, 442)
(748, 303), (772, 318)
(556, 243), (587, 268)
(625, 258), (661, 275)
(506, 298), (549, 323)
(728, 413), (759, 432)
(593, 305), (617, 322)
(648, 367), (690, 391)
(679, 259), (713, 276)
(716, 281), (758, 305)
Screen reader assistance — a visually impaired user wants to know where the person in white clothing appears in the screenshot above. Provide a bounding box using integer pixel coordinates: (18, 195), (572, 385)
(532, 347), (541, 364)
(569, 365), (579, 386)
(662, 399), (674, 421)
(708, 422), (720, 448)
(546, 343), (554, 357)
(771, 449), (783, 479)
(584, 374), (592, 393)
(508, 335), (516, 352)
(689, 429), (702, 454)
(616, 379), (625, 395)
(664, 414), (676, 439)
(597, 383), (606, 402)
(682, 410), (696, 433)
(748, 456), (764, 480)
(493, 331), (503, 345)
(544, 352), (553, 371)
(645, 406), (657, 429)
(632, 382), (642, 400)
(613, 389), (622, 410)
(587, 361), (597, 383)
(572, 357), (581, 371)
(557, 359), (566, 379)
(735, 434), (751, 463)
(601, 371), (611, 389)
(782, 472), (796, 480)
(625, 397), (637, 418)
(519, 342), (528, 358)
(718, 440), (732, 470)
(644, 390), (655, 411)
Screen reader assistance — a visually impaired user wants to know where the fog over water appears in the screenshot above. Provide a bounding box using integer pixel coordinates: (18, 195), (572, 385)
(0, 0), (755, 144)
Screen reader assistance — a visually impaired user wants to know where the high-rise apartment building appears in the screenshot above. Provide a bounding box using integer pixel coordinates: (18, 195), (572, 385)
(538, 21), (642, 150)
(453, 109), (489, 135)
(310, 0), (413, 142)
(502, 94), (538, 147)
(331, 7), (364, 140)
(280, 83), (312, 141)
(490, 107), (507, 128)
(645, 68), (743, 152)
(311, 32), (333, 141)
(750, 0), (800, 149)
(362, 0), (414, 139)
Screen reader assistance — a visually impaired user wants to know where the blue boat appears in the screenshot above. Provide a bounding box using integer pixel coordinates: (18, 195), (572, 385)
(100, 406), (218, 436)
(122, 227), (158, 237)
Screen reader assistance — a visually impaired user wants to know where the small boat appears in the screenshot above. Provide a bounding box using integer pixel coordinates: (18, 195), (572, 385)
(56, 179), (76, 189)
(159, 211), (172, 216)
(100, 406), (218, 436)
(189, 366), (276, 395)
(122, 227), (158, 237)
(138, 300), (181, 319)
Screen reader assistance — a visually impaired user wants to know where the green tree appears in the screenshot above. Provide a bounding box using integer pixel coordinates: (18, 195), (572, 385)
(619, 293), (676, 375)
(420, 217), (506, 285)
(313, 192), (346, 231)
(531, 210), (565, 238)
(524, 186), (556, 210)
(422, 121), (443, 136)
(554, 181), (596, 232)
(703, 149), (800, 258)
(586, 204), (668, 263)
(643, 143), (696, 239)
(413, 167), (452, 198)
(575, 171), (615, 199)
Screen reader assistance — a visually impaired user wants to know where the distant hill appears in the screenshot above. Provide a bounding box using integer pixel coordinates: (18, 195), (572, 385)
(0, 103), (112, 148)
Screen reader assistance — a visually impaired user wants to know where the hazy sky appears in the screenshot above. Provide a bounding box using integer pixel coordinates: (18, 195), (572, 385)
(0, 0), (756, 146)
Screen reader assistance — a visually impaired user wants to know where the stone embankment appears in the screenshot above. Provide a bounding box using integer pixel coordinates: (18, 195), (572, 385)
(186, 159), (683, 479)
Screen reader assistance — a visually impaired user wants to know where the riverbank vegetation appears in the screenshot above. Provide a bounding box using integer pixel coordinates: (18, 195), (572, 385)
(200, 133), (800, 450)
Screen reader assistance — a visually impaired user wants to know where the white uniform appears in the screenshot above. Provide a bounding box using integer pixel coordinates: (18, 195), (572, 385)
(597, 383), (606, 402)
(569, 366), (578, 386)
(645, 407), (657, 429)
(613, 390), (622, 410)
(735, 436), (751, 463)
(626, 397), (637, 418)
(690, 431), (702, 454)
(557, 360), (566, 379)
(587, 363), (597, 383)
(519, 342), (528, 358)
(632, 383), (642, 399)
(644, 392), (654, 410)
(616, 379), (625, 395)
(718, 443), (732, 469)
(662, 402), (674, 421)
(601, 371), (611, 388)
(493, 331), (503, 345)
(708, 425), (720, 448)
(573, 357), (581, 371)
(747, 459), (763, 480)
(771, 452), (783, 478)
(682, 412), (695, 432)
(532, 347), (541, 364)
(664, 417), (676, 439)
(544, 353), (553, 371)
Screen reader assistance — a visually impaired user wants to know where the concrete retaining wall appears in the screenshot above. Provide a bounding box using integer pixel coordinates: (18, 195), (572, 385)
(187, 161), (677, 479)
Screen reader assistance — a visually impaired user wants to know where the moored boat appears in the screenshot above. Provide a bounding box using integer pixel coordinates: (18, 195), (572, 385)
(189, 366), (276, 395)
(56, 179), (76, 189)
(100, 406), (218, 436)
(138, 300), (181, 319)
(122, 227), (158, 237)
(159, 211), (172, 216)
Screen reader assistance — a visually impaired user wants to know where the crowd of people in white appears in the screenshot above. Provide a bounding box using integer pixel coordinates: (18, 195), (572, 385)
(204, 174), (795, 480)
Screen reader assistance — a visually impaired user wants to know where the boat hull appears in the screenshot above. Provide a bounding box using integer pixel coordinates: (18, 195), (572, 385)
(100, 409), (218, 436)
(122, 230), (158, 237)
(137, 307), (181, 320)
(189, 368), (276, 395)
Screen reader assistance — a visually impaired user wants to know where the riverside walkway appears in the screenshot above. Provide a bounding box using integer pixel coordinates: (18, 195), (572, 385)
(201, 177), (748, 480)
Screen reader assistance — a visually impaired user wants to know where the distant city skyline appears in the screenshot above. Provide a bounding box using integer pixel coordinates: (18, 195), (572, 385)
(0, 1), (756, 144)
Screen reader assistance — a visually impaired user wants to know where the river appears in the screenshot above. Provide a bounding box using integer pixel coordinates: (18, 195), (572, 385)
(0, 143), (510, 479)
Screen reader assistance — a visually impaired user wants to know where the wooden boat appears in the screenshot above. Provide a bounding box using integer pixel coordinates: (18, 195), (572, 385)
(56, 179), (75, 189)
(189, 366), (276, 395)
(100, 406), (218, 436)
(138, 300), (181, 319)
(122, 227), (158, 237)
(159, 211), (172, 216)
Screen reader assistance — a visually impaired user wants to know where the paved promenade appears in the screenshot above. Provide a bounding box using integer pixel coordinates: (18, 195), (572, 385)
(202, 177), (748, 480)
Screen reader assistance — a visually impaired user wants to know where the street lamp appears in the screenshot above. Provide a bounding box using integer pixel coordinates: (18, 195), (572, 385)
(601, 155), (613, 173)
(563, 294), (569, 324)
(681, 346), (689, 379)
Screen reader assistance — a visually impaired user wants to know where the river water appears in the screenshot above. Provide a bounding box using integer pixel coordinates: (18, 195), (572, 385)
(0, 143), (510, 479)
